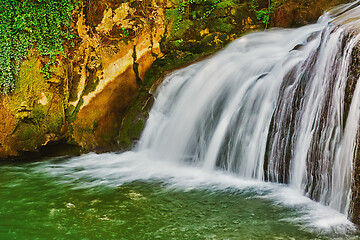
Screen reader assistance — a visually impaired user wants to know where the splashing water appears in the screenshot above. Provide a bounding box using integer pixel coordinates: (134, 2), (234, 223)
(137, 0), (360, 219)
(4, 1), (360, 238)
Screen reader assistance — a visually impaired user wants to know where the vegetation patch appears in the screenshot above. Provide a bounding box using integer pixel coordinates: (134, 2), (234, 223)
(168, 0), (223, 37)
(0, 0), (81, 94)
(250, 0), (289, 28)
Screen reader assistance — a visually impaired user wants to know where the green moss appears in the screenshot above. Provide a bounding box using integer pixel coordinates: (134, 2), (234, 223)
(166, 8), (178, 24)
(132, 119), (145, 138)
(175, 20), (194, 38)
(12, 122), (43, 151)
(31, 105), (46, 123)
(211, 18), (233, 33)
(144, 52), (196, 87)
(3, 53), (46, 115)
(67, 124), (78, 145)
(44, 109), (65, 134)
(118, 92), (152, 149)
(17, 124), (38, 141)
(16, 53), (44, 93)
(67, 98), (84, 123)
(66, 104), (76, 118)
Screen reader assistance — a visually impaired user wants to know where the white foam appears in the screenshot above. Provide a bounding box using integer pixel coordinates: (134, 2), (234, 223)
(35, 151), (357, 234)
(31, 2), (360, 236)
(262, 187), (357, 234)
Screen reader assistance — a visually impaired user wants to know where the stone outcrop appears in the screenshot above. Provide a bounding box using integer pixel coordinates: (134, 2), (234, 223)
(333, 4), (360, 225)
(0, 0), (348, 158)
(272, 0), (349, 28)
(0, 52), (70, 158)
(68, 1), (165, 151)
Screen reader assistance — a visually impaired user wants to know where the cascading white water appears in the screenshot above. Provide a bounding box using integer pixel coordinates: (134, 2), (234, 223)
(138, 19), (330, 176)
(136, 0), (360, 218)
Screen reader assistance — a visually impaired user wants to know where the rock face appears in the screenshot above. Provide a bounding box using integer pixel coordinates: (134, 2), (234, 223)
(69, 1), (165, 151)
(0, 52), (70, 158)
(333, 5), (360, 225)
(0, 0), (348, 158)
(272, 0), (348, 28)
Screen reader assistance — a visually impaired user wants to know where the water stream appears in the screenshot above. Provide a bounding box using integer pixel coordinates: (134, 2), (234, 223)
(2, 1), (360, 239)
(1, 153), (359, 239)
(138, 0), (360, 218)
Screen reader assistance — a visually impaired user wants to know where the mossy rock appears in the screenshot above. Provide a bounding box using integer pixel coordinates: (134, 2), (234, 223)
(0, 51), (69, 158)
(117, 91), (154, 149)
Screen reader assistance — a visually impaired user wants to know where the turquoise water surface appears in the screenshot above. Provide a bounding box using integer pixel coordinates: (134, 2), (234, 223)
(0, 153), (359, 239)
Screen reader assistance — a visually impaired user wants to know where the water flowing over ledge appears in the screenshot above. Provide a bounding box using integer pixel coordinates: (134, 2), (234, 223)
(136, 0), (360, 222)
(31, 0), (360, 233)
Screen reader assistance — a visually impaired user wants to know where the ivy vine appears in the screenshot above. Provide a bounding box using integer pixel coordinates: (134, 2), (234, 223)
(0, 0), (81, 94)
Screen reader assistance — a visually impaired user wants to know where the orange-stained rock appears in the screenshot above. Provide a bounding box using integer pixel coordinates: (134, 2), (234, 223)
(0, 0), (350, 158)
(272, 0), (347, 28)
(68, 0), (166, 152)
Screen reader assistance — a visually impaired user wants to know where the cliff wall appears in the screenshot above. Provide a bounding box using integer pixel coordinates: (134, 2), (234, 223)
(0, 0), (348, 158)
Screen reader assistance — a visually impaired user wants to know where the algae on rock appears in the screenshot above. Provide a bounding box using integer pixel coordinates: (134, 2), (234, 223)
(0, 51), (70, 158)
(0, 0), (350, 158)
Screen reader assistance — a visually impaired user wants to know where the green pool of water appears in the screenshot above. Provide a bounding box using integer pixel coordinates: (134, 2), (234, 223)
(0, 155), (359, 240)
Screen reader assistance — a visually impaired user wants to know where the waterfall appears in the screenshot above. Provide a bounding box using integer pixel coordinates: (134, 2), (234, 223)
(136, 1), (360, 219)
